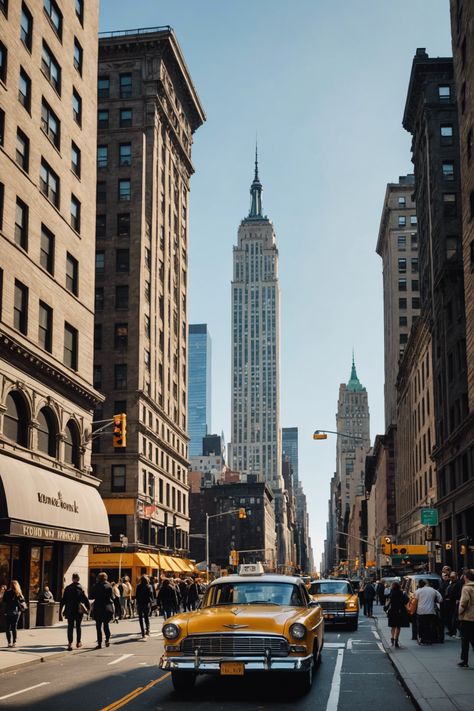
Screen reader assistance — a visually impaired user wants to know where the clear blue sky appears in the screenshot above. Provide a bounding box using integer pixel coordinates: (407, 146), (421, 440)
(100, 0), (452, 568)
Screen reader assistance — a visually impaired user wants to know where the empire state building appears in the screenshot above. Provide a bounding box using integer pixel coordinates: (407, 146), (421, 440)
(230, 151), (282, 491)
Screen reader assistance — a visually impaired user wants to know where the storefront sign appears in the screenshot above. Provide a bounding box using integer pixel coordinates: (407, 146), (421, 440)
(8, 520), (109, 544)
(37, 491), (79, 514)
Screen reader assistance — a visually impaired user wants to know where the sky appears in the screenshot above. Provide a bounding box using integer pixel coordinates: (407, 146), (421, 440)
(99, 0), (452, 569)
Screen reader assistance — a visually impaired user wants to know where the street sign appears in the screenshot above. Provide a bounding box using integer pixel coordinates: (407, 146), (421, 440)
(420, 508), (438, 526)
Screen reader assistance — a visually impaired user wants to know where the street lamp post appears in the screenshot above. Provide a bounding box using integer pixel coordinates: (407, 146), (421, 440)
(118, 534), (128, 581)
(205, 508), (246, 579)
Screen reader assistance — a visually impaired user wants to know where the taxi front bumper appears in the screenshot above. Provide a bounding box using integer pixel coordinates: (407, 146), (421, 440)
(159, 653), (313, 673)
(322, 610), (358, 621)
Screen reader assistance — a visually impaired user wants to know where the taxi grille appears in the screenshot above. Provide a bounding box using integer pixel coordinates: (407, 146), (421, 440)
(319, 601), (346, 612)
(181, 634), (289, 657)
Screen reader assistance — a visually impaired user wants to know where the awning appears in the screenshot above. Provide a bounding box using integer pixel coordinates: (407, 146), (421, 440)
(0, 454), (110, 545)
(159, 554), (182, 573)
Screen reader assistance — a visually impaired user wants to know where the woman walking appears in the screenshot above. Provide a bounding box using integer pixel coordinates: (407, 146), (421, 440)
(89, 572), (114, 649)
(135, 575), (154, 639)
(385, 581), (409, 648)
(157, 578), (177, 620)
(2, 580), (26, 648)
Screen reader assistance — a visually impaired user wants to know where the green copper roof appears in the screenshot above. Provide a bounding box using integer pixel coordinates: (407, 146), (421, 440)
(347, 353), (365, 391)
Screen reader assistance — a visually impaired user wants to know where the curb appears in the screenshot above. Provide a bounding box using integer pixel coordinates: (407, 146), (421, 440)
(373, 615), (423, 711)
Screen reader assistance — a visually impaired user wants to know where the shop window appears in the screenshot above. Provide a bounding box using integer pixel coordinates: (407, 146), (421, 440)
(108, 514), (126, 542)
(64, 420), (80, 468)
(3, 391), (29, 446)
(37, 406), (57, 457)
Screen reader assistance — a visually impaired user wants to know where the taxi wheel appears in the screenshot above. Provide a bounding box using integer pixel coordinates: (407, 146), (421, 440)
(348, 619), (358, 631)
(171, 670), (196, 693)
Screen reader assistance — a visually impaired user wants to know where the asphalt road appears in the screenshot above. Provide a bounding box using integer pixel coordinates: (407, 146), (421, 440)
(0, 614), (416, 710)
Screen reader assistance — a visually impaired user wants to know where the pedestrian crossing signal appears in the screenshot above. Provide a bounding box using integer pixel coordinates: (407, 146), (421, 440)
(113, 413), (127, 447)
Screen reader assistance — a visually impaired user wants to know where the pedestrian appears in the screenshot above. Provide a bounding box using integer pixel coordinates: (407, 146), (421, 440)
(121, 576), (133, 618)
(2, 580), (27, 648)
(458, 569), (474, 668)
(157, 578), (177, 619)
(61, 573), (90, 650)
(135, 575), (154, 639)
(445, 572), (462, 636)
(178, 577), (188, 612)
(358, 581), (367, 615)
(187, 577), (200, 611)
(89, 572), (114, 649)
(376, 580), (385, 606)
(152, 577), (160, 616)
(384, 581), (409, 648)
(111, 582), (122, 622)
(414, 579), (442, 645)
(38, 585), (54, 604)
(364, 580), (376, 617)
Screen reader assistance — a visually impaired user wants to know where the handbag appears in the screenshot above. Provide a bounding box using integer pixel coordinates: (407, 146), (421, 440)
(406, 596), (417, 616)
(18, 599), (28, 612)
(78, 602), (89, 615)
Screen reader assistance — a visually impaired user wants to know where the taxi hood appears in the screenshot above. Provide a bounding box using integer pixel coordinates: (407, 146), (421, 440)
(177, 605), (305, 635)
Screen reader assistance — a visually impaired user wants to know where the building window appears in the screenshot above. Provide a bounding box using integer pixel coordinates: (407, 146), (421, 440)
(108, 515), (126, 543)
(95, 251), (105, 274)
(411, 279), (419, 291)
(117, 213), (130, 237)
(41, 99), (60, 148)
(14, 280), (28, 334)
(410, 215), (417, 226)
(0, 108), (4, 146)
(64, 420), (80, 468)
(443, 192), (456, 217)
(398, 298), (407, 310)
(98, 76), (109, 98)
(115, 285), (128, 309)
(18, 68), (31, 111)
(15, 129), (29, 172)
(20, 3), (33, 52)
(119, 143), (132, 166)
(116, 249), (129, 273)
(446, 235), (460, 259)
(72, 88), (82, 125)
(412, 297), (420, 309)
(0, 182), (4, 230)
(94, 324), (102, 351)
(38, 301), (52, 352)
(14, 197), (28, 250)
(97, 145), (108, 168)
(398, 215), (406, 227)
(43, 0), (62, 39)
(440, 124), (453, 145)
(64, 322), (78, 370)
(70, 195), (81, 233)
(144, 350), (150, 370)
(112, 465), (126, 492)
(98, 109), (109, 129)
(398, 196), (406, 207)
(37, 406), (56, 457)
(442, 162), (454, 181)
(95, 287), (104, 311)
(438, 85), (451, 101)
(411, 233), (418, 249)
(399, 316), (407, 326)
(118, 179), (131, 201)
(71, 141), (81, 177)
(0, 41), (7, 84)
(114, 323), (128, 348)
(0, 0), (7, 18)
(398, 258), (406, 273)
(96, 181), (106, 204)
(40, 224), (54, 274)
(66, 253), (78, 295)
(119, 108), (132, 128)
(114, 364), (127, 389)
(411, 257), (418, 273)
(75, 0), (83, 24)
(397, 234), (406, 250)
(40, 159), (59, 207)
(4, 391), (29, 447)
(73, 38), (82, 75)
(41, 42), (61, 94)
(119, 73), (132, 98)
(400, 333), (408, 344)
(96, 214), (106, 238)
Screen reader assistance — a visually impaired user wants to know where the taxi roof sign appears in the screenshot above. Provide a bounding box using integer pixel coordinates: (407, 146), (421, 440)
(238, 563), (264, 576)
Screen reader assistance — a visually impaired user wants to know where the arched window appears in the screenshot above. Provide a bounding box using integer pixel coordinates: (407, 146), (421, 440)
(37, 407), (57, 457)
(64, 420), (80, 469)
(3, 391), (29, 447)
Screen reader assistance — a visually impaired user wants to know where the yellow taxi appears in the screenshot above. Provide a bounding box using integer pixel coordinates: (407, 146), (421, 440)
(159, 564), (324, 694)
(309, 578), (359, 630)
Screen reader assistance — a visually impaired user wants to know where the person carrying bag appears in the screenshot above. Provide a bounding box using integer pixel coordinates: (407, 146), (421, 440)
(61, 573), (90, 650)
(385, 581), (409, 647)
(2, 580), (27, 648)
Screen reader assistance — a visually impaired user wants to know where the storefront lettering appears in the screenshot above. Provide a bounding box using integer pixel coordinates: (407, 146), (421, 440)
(37, 490), (79, 514)
(22, 524), (80, 542)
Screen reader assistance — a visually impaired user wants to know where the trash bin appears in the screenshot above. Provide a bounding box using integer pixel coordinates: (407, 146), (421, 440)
(37, 602), (60, 626)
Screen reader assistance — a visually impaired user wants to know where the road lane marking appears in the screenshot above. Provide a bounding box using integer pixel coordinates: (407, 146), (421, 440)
(99, 673), (171, 711)
(107, 653), (133, 666)
(347, 638), (353, 650)
(324, 642), (345, 648)
(377, 642), (386, 653)
(326, 648), (344, 711)
(372, 630), (381, 640)
(0, 682), (50, 701)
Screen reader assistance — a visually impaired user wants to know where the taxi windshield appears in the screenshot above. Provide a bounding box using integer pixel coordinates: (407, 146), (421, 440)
(204, 582), (304, 607)
(310, 581), (351, 595)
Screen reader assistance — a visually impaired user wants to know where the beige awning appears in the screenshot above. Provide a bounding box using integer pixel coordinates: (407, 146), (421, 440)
(0, 453), (110, 544)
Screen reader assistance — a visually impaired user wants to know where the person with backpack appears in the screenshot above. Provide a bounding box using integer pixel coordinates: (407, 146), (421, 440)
(2, 580), (27, 648)
(61, 573), (90, 650)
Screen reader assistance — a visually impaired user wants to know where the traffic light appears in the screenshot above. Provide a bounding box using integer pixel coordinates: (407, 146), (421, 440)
(113, 413), (127, 447)
(239, 507), (246, 519)
(230, 549), (239, 565)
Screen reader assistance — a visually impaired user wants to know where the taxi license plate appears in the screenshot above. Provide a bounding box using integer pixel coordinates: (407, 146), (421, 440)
(220, 662), (244, 676)
(325, 614), (335, 619)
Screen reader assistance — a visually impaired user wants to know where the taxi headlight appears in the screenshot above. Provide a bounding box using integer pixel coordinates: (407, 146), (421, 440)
(289, 623), (307, 640)
(163, 623), (181, 640)
(346, 601), (358, 608)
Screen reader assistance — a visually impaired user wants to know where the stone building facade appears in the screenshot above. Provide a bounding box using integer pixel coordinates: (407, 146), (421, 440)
(91, 28), (205, 569)
(0, 0), (109, 616)
(376, 174), (420, 429)
(403, 49), (473, 570)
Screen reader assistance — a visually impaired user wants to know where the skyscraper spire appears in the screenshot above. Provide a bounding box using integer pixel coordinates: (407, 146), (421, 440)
(347, 351), (365, 391)
(248, 142), (263, 219)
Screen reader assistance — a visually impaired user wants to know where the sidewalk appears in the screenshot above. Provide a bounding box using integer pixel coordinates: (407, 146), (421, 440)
(373, 603), (473, 711)
(0, 615), (163, 675)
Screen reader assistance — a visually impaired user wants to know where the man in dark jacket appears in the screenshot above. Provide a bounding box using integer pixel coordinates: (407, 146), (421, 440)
(89, 572), (114, 649)
(135, 575), (154, 638)
(364, 581), (376, 617)
(61, 573), (90, 650)
(157, 578), (178, 619)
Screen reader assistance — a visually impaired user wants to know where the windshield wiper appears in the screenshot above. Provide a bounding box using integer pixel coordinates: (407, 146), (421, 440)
(241, 601), (282, 606)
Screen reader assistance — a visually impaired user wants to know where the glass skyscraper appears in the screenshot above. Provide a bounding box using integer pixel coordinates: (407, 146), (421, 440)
(282, 427), (299, 484)
(188, 324), (212, 456)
